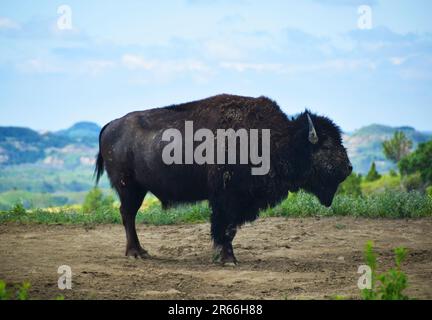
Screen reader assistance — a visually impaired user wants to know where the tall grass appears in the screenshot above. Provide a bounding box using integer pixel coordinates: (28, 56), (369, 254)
(140, 201), (210, 225)
(0, 190), (431, 225)
(262, 190), (432, 218)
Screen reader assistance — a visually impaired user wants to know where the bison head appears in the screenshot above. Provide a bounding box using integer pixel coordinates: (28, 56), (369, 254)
(294, 112), (352, 207)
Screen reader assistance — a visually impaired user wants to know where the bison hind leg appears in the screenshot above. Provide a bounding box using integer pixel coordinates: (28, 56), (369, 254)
(115, 181), (149, 259)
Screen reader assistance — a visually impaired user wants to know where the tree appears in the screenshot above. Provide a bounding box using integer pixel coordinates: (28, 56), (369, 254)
(382, 131), (413, 164)
(388, 169), (398, 177)
(82, 187), (114, 213)
(366, 162), (381, 182)
(399, 140), (432, 187)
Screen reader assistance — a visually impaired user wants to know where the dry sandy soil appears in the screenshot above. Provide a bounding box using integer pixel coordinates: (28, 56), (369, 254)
(0, 217), (431, 300)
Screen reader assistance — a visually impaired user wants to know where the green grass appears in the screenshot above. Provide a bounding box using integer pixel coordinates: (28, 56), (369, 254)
(335, 241), (412, 300)
(0, 200), (211, 225)
(1, 190), (431, 225)
(0, 280), (31, 300)
(140, 201), (210, 225)
(262, 190), (432, 219)
(0, 280), (64, 300)
(0, 188), (113, 211)
(361, 174), (402, 195)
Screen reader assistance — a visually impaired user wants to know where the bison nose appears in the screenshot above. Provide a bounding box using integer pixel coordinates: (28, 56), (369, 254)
(348, 164), (353, 174)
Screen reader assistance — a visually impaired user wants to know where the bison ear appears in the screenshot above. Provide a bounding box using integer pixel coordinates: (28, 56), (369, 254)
(307, 113), (319, 144)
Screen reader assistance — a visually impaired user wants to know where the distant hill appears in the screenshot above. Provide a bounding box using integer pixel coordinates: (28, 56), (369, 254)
(0, 122), (100, 166)
(56, 121), (100, 144)
(1, 121), (430, 172)
(0, 121), (104, 209)
(343, 124), (431, 174)
(0, 127), (73, 165)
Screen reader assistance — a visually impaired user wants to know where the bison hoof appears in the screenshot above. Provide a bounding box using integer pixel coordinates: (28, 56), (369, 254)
(213, 247), (238, 266)
(126, 247), (150, 259)
(222, 257), (237, 267)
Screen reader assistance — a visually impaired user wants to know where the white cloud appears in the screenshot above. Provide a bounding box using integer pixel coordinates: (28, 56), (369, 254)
(81, 60), (116, 75)
(311, 0), (378, 6)
(220, 59), (376, 74)
(120, 54), (213, 84)
(389, 57), (406, 66)
(121, 54), (209, 73)
(121, 54), (157, 70)
(17, 58), (115, 75)
(204, 41), (244, 60)
(17, 59), (63, 74)
(301, 59), (377, 73)
(220, 62), (282, 72)
(0, 17), (20, 30)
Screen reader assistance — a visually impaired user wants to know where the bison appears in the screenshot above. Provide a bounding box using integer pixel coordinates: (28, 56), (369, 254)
(95, 94), (352, 264)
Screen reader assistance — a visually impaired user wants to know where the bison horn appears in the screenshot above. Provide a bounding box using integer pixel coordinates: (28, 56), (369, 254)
(307, 113), (319, 144)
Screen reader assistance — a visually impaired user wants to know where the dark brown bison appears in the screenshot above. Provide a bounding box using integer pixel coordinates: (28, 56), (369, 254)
(95, 94), (352, 263)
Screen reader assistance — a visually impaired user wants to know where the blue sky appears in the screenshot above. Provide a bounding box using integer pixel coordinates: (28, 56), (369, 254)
(0, 0), (431, 132)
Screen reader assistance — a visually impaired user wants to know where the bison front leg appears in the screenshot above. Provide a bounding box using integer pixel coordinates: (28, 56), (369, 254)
(211, 219), (238, 265)
(119, 188), (149, 259)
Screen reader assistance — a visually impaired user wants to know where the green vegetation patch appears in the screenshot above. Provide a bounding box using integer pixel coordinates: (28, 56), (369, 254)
(2, 189), (430, 225)
(262, 190), (432, 219)
(361, 242), (410, 300)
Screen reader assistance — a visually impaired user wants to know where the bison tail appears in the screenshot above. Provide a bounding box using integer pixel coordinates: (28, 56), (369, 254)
(94, 123), (110, 185)
(94, 151), (104, 185)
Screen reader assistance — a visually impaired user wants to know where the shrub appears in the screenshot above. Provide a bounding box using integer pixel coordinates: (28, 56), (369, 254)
(0, 280), (63, 300)
(389, 169), (398, 177)
(427, 186), (432, 198)
(401, 172), (425, 192)
(0, 280), (31, 300)
(82, 187), (115, 213)
(11, 203), (26, 215)
(367, 190), (431, 218)
(0, 280), (10, 300)
(361, 241), (410, 300)
(16, 281), (31, 301)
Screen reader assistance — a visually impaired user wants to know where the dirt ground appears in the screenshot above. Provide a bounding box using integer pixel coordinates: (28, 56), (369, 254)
(0, 217), (431, 300)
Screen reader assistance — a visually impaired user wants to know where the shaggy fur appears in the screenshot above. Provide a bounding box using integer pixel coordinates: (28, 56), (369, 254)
(95, 94), (352, 262)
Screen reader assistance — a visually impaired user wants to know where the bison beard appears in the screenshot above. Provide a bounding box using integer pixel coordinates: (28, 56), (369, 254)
(95, 94), (352, 264)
